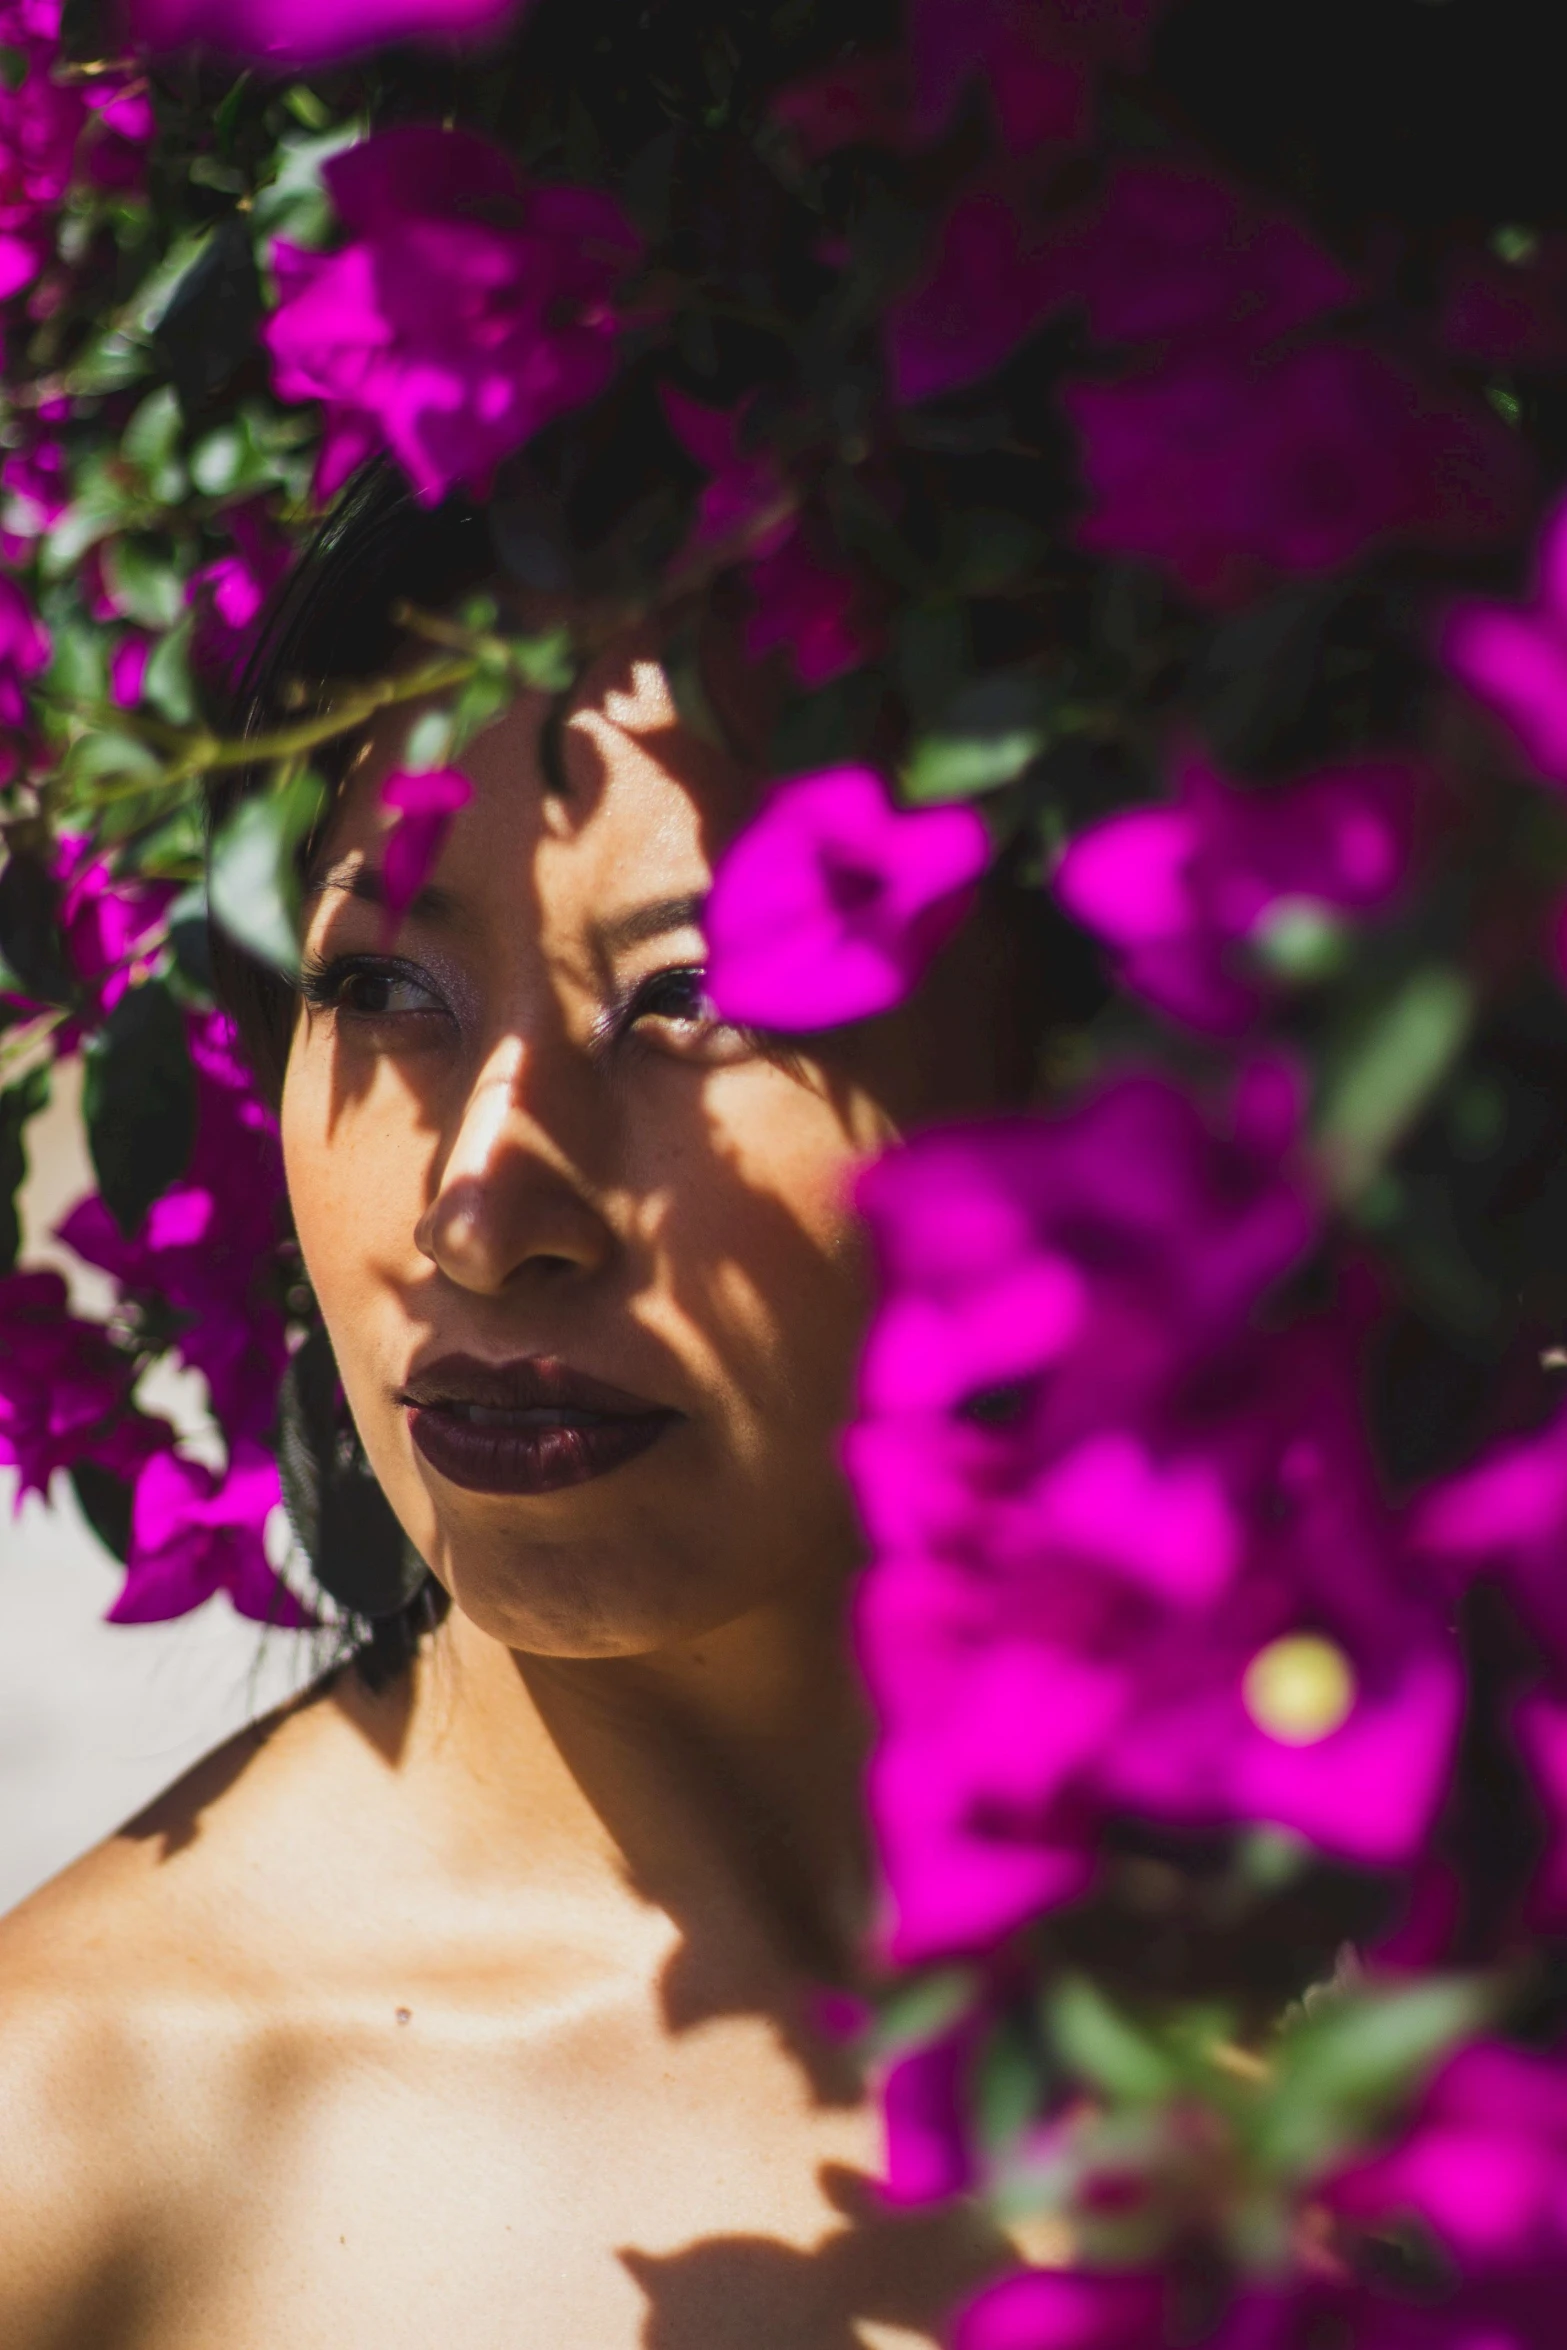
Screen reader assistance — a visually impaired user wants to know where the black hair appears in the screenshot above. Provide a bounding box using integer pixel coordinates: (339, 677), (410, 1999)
(208, 462), (495, 1680)
(208, 461), (494, 1104)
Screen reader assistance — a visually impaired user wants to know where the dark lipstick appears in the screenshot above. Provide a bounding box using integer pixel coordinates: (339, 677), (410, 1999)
(401, 1354), (681, 1496)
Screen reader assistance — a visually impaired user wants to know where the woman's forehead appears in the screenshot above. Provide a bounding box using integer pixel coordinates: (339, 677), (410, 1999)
(325, 642), (757, 903)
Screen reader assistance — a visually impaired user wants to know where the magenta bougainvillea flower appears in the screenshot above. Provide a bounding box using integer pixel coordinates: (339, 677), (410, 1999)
(880, 2017), (982, 2205)
(187, 502), (292, 685)
(111, 1444), (313, 1627)
(774, 0), (1165, 170)
(59, 1011), (288, 1448)
(1328, 2039), (1567, 2269)
(0, 1269), (168, 1503)
(2, 832), (176, 1046)
(887, 181), (1069, 406)
(265, 127), (643, 506)
(662, 388), (873, 685)
(887, 155), (1352, 410)
(0, 0), (86, 297)
(662, 386), (794, 557)
(1412, 1400), (1567, 1665)
(127, 0), (523, 61)
(1444, 493), (1567, 787)
(0, 427), (67, 563)
(1066, 343), (1524, 606)
(745, 529), (875, 688)
(954, 2044), (1567, 2343)
(380, 766), (473, 934)
(1064, 161), (1355, 354)
(770, 53), (915, 161)
(56, 834), (178, 1024)
(1411, 1404), (1567, 1923)
(0, 574), (50, 730)
(705, 767), (991, 1031)
(849, 1083), (1459, 1960)
(1443, 238), (1567, 373)
(1515, 1692), (1567, 1923)
(1054, 749), (1418, 1033)
(907, 0), (1167, 156)
(108, 635), (152, 709)
(953, 2269), (1164, 2350)
(0, 0), (148, 292)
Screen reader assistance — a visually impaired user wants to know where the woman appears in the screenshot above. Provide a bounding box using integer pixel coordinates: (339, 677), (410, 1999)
(0, 486), (1053, 2348)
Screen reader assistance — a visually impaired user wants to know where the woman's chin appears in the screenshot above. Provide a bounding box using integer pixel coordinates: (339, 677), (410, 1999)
(428, 1533), (760, 1662)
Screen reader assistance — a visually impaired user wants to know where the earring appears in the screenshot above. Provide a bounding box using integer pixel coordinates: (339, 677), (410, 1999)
(277, 1322), (430, 1620)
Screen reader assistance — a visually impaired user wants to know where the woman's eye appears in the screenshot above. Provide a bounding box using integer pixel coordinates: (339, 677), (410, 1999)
(619, 965), (751, 1063)
(302, 957), (447, 1022)
(629, 967), (711, 1026)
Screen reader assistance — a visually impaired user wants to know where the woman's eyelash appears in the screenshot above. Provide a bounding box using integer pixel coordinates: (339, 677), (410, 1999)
(621, 964), (712, 1028)
(297, 953), (440, 1015)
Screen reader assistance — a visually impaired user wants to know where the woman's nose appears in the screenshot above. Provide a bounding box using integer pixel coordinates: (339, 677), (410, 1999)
(414, 1035), (614, 1296)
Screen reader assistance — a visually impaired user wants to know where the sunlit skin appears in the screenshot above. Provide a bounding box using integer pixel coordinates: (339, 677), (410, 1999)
(0, 647), (1040, 2349)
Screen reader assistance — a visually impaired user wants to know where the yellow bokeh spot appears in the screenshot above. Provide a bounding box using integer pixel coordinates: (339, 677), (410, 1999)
(1242, 1634), (1356, 1747)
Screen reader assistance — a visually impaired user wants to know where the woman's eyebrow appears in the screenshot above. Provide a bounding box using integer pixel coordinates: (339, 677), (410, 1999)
(305, 857), (459, 921)
(595, 892), (707, 953)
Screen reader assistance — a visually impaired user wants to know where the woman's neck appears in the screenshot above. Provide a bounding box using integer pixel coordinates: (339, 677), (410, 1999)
(336, 1587), (874, 1988)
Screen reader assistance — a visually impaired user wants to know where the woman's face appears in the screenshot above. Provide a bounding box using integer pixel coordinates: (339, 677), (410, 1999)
(282, 649), (1012, 1659)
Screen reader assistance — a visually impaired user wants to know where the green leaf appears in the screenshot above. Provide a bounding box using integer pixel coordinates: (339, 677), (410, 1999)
(69, 1461), (135, 1565)
(1047, 1977), (1180, 2104)
(0, 1063), (50, 1274)
(866, 1966), (979, 2059)
(449, 668), (515, 753)
(403, 707), (456, 773)
(768, 671), (884, 774)
(252, 123), (363, 243)
(61, 327), (151, 397)
(903, 676), (1048, 804)
(1251, 1976), (1491, 2182)
(44, 615), (110, 709)
(0, 849), (70, 1002)
(142, 617), (197, 725)
(153, 215), (263, 419)
(83, 979), (197, 1238)
(121, 386), (183, 476)
(208, 771), (323, 977)
(165, 883), (214, 995)
(946, 509), (1048, 595)
(895, 604), (969, 728)
(41, 457), (135, 576)
(101, 538), (185, 633)
(504, 626), (576, 693)
(973, 2015), (1045, 2160)
(1317, 966), (1475, 1203)
(126, 227), (220, 339)
(61, 727), (167, 791)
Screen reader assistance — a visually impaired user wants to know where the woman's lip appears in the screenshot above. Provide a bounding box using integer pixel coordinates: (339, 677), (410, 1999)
(401, 1351), (664, 1418)
(406, 1401), (680, 1496)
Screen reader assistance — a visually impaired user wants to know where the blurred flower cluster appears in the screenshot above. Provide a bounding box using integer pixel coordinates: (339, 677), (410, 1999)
(8, 0), (1567, 2335)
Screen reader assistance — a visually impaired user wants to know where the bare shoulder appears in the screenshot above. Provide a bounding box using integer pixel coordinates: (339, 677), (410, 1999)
(0, 1681), (363, 2345)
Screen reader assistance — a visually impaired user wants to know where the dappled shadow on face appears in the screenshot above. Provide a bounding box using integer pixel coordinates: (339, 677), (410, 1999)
(621, 2163), (1014, 2350)
(36, 2238), (158, 2350)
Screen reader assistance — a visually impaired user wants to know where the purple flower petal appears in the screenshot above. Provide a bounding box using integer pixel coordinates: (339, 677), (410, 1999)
(706, 767), (990, 1030)
(264, 131), (642, 506)
(126, 0), (526, 64)
(380, 766), (473, 935)
(953, 2269), (1165, 2350)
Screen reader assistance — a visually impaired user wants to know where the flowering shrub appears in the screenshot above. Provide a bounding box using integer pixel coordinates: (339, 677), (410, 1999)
(8, 0), (1567, 2337)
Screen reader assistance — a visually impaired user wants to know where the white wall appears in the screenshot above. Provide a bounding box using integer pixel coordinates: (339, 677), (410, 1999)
(0, 1061), (315, 1915)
